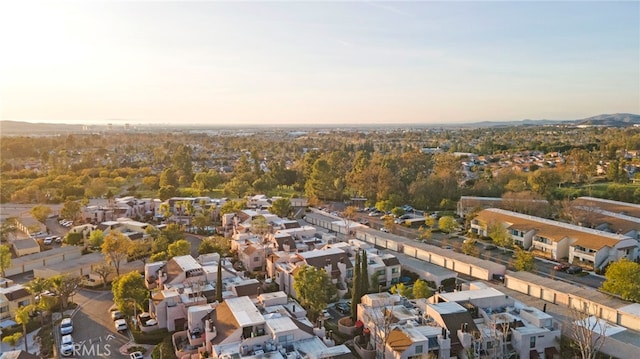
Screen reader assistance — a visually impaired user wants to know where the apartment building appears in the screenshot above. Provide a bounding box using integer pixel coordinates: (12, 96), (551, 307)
(427, 283), (561, 359)
(471, 208), (638, 269)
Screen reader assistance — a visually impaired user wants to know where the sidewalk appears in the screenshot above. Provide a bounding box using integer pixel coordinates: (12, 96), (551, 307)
(0, 328), (41, 356)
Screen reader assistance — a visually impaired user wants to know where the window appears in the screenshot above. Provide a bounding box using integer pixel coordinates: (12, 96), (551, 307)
(254, 257), (259, 262)
(0, 305), (8, 313)
(530, 336), (536, 348)
(415, 345), (423, 354)
(392, 267), (399, 274)
(278, 334), (294, 343)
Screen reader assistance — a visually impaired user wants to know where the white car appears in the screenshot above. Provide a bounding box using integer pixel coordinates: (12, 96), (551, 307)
(60, 318), (73, 335)
(43, 237), (53, 245)
(60, 334), (74, 356)
(130, 352), (144, 359)
(114, 318), (128, 331)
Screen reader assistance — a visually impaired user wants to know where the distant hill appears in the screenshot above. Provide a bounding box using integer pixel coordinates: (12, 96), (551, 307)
(1, 113), (639, 134)
(574, 113), (640, 127)
(0, 120), (87, 135)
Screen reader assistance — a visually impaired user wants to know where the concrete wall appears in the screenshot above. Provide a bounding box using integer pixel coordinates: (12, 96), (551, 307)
(504, 273), (640, 332)
(5, 246), (83, 276)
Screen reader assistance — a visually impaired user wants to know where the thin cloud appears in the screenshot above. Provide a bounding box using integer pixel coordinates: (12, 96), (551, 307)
(365, 1), (411, 17)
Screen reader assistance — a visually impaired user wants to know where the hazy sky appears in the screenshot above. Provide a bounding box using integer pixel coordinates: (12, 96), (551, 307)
(1, 1), (639, 126)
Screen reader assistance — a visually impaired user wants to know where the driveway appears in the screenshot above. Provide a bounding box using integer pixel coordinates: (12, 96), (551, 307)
(54, 289), (130, 358)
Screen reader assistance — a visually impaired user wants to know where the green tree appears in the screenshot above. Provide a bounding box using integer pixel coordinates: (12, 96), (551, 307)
(65, 232), (83, 246)
(112, 271), (149, 317)
(305, 158), (336, 201)
(102, 232), (132, 276)
(219, 200), (246, 215)
(601, 259), (640, 302)
(30, 205), (52, 223)
(269, 198), (294, 218)
(93, 262), (114, 288)
(88, 229), (105, 249)
(412, 279), (432, 299)
(152, 236), (169, 254)
(390, 283), (412, 298)
(293, 265), (335, 322)
(60, 200), (82, 222)
(0, 218), (17, 243)
(461, 239), (479, 257)
(488, 221), (513, 250)
(50, 275), (81, 309)
(417, 225), (432, 242)
(198, 236), (231, 256)
(361, 250), (370, 294)
(351, 251), (362, 321)
(15, 304), (35, 352)
(162, 223), (184, 243)
(128, 239), (152, 264)
(514, 248), (535, 272)
(438, 216), (458, 234)
(216, 260), (223, 303)
(0, 244), (11, 277)
(167, 239), (191, 258)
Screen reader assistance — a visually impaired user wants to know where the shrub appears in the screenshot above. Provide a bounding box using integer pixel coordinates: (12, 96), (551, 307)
(152, 335), (178, 359)
(132, 328), (170, 345)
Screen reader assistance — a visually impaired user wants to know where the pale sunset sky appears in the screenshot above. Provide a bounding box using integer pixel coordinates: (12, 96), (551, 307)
(1, 1), (638, 126)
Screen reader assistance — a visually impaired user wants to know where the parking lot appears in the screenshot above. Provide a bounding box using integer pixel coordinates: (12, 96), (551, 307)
(54, 289), (131, 358)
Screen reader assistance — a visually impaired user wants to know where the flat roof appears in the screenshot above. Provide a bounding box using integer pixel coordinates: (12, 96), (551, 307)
(266, 316), (298, 333)
(297, 247), (345, 259)
(429, 301), (468, 315)
(438, 287), (507, 303)
(226, 296), (264, 327)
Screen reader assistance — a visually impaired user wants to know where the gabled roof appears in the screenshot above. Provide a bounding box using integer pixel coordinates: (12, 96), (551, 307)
(4, 287), (31, 301)
(574, 196), (640, 218)
(475, 208), (631, 250)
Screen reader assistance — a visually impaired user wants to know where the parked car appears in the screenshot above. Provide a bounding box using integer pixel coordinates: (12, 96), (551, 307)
(368, 210), (384, 217)
(380, 227), (390, 233)
(60, 334), (74, 356)
(114, 318), (128, 331)
(60, 317), (73, 335)
(553, 263), (571, 271)
(111, 310), (124, 320)
(335, 302), (350, 314)
(321, 309), (332, 320)
(567, 266), (583, 274)
(53, 236), (62, 243)
(130, 352), (144, 359)
(43, 237), (53, 245)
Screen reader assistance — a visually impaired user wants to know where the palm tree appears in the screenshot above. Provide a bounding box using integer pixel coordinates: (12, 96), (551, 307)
(15, 304), (35, 353)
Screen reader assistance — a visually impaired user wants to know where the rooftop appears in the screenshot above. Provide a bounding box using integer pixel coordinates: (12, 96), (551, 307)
(226, 296), (264, 327)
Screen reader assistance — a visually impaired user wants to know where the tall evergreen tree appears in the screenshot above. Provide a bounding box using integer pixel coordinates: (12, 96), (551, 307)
(361, 250), (370, 294)
(216, 260), (223, 303)
(351, 251), (361, 321)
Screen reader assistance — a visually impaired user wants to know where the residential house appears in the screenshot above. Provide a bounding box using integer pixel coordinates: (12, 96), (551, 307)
(457, 196), (550, 218)
(357, 292), (452, 359)
(0, 278), (33, 322)
(471, 208), (638, 269)
(427, 283), (561, 359)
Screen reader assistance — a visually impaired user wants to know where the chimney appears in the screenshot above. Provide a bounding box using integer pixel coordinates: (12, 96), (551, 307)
(543, 303), (547, 313)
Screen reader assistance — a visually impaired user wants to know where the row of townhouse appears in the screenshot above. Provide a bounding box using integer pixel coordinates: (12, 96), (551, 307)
(269, 240), (402, 301)
(471, 208), (639, 270)
(143, 254), (353, 358)
(356, 282), (561, 359)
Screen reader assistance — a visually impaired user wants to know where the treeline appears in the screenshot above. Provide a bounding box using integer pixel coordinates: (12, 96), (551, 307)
(2, 126), (640, 208)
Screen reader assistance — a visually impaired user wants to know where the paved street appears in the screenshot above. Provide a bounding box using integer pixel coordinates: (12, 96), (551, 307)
(55, 289), (131, 358)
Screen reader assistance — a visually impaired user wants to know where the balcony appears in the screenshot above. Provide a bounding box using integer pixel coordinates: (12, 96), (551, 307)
(188, 327), (204, 347)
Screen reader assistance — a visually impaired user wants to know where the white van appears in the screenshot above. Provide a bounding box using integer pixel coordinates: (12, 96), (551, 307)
(60, 317), (73, 335)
